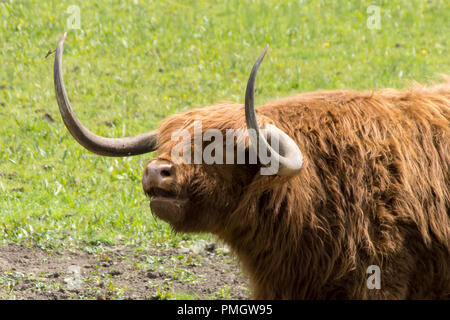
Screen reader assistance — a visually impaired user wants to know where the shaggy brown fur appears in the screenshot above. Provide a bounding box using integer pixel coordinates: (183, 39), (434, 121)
(152, 77), (450, 299)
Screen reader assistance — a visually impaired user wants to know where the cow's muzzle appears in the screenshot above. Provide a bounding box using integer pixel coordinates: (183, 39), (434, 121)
(143, 159), (188, 224)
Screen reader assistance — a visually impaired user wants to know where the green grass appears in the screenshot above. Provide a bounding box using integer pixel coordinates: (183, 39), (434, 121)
(0, 0), (449, 250)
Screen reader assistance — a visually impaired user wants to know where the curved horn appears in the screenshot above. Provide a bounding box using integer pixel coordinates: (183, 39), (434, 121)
(245, 46), (303, 176)
(54, 33), (157, 157)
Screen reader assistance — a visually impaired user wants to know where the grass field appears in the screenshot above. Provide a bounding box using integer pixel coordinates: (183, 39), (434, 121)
(0, 0), (448, 299)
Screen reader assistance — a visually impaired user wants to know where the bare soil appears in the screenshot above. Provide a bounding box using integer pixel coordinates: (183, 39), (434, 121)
(0, 242), (250, 300)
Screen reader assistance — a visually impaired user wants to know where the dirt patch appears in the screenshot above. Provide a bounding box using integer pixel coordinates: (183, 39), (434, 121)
(0, 242), (250, 300)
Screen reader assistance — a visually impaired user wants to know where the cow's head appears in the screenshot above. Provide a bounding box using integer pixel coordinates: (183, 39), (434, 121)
(54, 34), (303, 234)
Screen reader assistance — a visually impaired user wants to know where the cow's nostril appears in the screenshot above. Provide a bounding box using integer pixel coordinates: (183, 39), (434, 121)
(144, 161), (175, 191)
(160, 169), (171, 177)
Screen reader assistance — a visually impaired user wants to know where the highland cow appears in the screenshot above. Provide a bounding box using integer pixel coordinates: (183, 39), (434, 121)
(53, 34), (449, 299)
